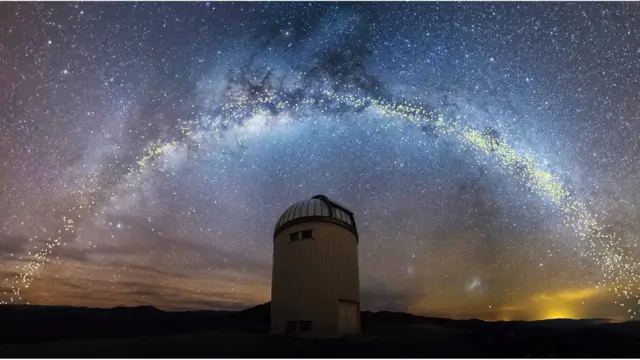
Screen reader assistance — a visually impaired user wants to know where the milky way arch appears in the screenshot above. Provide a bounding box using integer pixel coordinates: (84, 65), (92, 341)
(7, 87), (639, 319)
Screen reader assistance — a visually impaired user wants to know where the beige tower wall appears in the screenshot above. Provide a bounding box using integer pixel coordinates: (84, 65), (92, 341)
(271, 221), (360, 337)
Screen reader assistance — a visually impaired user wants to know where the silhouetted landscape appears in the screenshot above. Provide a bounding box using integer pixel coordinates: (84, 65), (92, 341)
(1, 303), (639, 357)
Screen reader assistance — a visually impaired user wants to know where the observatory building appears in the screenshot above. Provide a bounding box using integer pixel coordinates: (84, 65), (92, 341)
(271, 195), (361, 337)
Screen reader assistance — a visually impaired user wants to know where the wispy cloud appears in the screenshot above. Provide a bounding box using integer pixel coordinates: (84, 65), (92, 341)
(532, 287), (604, 302)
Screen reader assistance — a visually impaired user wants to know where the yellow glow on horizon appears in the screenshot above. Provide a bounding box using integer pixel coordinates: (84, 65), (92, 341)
(540, 307), (578, 320)
(532, 287), (603, 320)
(7, 89), (639, 319)
(409, 287), (606, 321)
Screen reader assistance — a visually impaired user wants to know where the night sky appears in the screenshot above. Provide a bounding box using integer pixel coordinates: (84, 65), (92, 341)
(1, 2), (639, 321)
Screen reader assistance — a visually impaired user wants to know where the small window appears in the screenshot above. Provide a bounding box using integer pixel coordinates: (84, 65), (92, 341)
(301, 230), (313, 240)
(299, 321), (312, 331)
(289, 232), (299, 242)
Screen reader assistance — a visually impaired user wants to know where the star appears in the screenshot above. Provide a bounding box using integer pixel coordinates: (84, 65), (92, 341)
(0, 2), (638, 321)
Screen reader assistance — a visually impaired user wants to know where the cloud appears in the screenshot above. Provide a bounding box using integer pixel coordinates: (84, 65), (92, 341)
(89, 214), (271, 278)
(0, 233), (91, 264)
(5, 214), (273, 310)
(45, 212), (271, 277)
(20, 261), (271, 311)
(0, 211), (273, 309)
(55, 245), (90, 262)
(360, 280), (424, 312)
(0, 233), (28, 257)
(531, 287), (604, 302)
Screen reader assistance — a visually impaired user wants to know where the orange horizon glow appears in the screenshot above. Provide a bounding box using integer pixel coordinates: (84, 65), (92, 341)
(409, 286), (609, 321)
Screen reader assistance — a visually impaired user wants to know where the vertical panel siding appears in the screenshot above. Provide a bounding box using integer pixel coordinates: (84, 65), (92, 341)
(271, 222), (360, 336)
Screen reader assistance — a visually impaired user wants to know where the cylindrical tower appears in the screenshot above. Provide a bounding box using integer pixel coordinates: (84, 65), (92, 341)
(271, 195), (360, 337)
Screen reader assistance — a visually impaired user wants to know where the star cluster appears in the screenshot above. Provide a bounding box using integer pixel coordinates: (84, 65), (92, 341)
(1, 2), (639, 321)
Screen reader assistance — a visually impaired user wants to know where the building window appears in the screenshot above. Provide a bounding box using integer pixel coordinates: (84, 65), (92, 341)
(289, 230), (313, 242)
(299, 321), (312, 331)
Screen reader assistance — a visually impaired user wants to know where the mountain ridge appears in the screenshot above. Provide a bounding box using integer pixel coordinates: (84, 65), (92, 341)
(0, 301), (619, 324)
(0, 302), (639, 357)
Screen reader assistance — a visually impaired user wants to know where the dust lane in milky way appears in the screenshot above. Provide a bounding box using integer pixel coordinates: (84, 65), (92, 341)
(0, 2), (639, 321)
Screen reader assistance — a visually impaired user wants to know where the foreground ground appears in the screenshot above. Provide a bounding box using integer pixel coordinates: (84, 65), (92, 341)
(1, 303), (639, 357)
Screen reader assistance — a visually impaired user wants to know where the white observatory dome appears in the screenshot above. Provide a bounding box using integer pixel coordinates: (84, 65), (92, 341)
(271, 194), (361, 337)
(274, 194), (358, 239)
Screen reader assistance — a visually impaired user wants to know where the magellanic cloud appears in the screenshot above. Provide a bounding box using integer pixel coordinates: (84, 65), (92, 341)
(1, 2), (640, 320)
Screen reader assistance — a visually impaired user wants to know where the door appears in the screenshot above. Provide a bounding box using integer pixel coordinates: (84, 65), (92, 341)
(337, 300), (359, 334)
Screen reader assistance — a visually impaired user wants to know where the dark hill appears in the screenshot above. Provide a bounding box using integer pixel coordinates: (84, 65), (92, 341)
(0, 303), (639, 357)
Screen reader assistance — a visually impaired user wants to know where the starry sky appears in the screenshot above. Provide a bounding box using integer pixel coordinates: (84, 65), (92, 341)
(1, 2), (639, 321)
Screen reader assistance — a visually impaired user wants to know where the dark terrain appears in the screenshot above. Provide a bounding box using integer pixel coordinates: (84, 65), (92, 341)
(1, 302), (639, 357)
